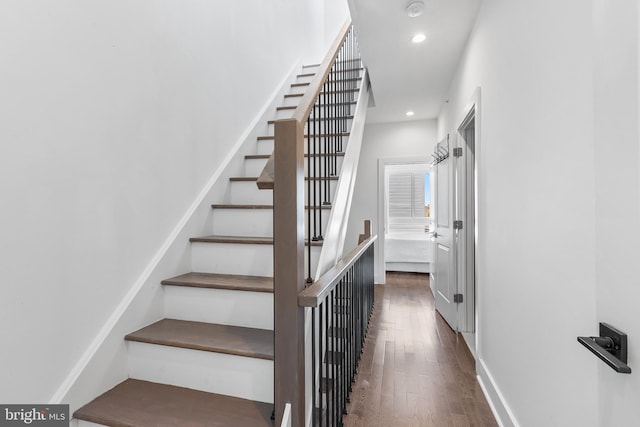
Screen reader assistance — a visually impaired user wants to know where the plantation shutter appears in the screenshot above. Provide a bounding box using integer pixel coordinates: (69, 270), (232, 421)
(388, 173), (413, 217)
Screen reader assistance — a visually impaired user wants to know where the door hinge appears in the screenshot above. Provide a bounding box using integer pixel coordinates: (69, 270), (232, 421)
(454, 293), (463, 303)
(453, 147), (463, 157)
(454, 220), (463, 230)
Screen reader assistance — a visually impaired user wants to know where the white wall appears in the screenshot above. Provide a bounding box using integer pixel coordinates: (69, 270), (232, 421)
(345, 119), (437, 283)
(593, 1), (640, 425)
(0, 0), (341, 407)
(324, 0), (351, 50)
(438, 0), (640, 425)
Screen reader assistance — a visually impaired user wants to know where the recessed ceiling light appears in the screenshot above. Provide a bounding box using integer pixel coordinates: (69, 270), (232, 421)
(406, 111), (415, 117)
(412, 33), (427, 44)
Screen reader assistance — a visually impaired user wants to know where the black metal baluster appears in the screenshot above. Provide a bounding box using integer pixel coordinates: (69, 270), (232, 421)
(321, 299), (326, 427)
(335, 57), (340, 177)
(315, 99), (321, 242)
(324, 295), (330, 427)
(337, 279), (343, 422)
(307, 115), (313, 282)
(340, 278), (347, 418)
(312, 307), (317, 425)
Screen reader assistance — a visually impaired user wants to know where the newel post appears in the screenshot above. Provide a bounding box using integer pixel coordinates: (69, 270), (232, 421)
(273, 118), (306, 427)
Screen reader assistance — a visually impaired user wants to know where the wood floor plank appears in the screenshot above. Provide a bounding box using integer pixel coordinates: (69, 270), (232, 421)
(343, 272), (498, 427)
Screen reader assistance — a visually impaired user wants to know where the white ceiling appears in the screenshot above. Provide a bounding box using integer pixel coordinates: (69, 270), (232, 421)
(347, 0), (480, 123)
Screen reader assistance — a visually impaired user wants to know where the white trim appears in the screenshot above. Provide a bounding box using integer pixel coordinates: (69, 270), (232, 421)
(281, 403), (292, 427)
(477, 358), (520, 427)
(50, 60), (302, 404)
(454, 94), (478, 333)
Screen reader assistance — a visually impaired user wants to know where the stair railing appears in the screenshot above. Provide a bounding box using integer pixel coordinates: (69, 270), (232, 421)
(298, 221), (376, 427)
(255, 19), (363, 427)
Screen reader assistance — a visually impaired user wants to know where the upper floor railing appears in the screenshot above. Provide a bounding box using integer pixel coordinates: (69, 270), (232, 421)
(299, 222), (376, 426)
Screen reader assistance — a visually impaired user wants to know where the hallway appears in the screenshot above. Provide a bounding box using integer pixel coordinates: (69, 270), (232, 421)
(343, 272), (497, 427)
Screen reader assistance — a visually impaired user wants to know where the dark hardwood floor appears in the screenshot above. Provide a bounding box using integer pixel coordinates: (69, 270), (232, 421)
(343, 272), (498, 427)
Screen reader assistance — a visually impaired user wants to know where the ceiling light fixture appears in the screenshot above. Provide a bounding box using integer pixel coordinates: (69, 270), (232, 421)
(406, 0), (425, 18)
(406, 111), (415, 117)
(411, 33), (427, 43)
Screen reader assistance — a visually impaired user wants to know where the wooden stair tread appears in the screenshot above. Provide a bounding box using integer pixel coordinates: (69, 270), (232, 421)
(190, 235), (323, 246)
(73, 379), (273, 427)
(257, 133), (349, 140)
(212, 204), (332, 210)
(333, 67), (364, 73)
(161, 272), (273, 293)
(125, 319), (274, 360)
(268, 117), (352, 125)
(284, 87), (360, 96)
(190, 235), (275, 245)
(230, 176), (338, 182)
(276, 101), (357, 111)
(245, 153), (345, 159)
(244, 151), (344, 160)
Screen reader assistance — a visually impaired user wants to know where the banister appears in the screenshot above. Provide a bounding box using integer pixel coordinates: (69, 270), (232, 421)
(256, 19), (352, 189)
(264, 20), (361, 427)
(299, 234), (377, 308)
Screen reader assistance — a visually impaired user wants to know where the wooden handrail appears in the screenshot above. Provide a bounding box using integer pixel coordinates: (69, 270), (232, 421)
(298, 232), (377, 307)
(256, 19), (352, 190)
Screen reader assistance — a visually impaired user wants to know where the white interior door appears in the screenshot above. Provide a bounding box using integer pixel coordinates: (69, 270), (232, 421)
(433, 136), (457, 330)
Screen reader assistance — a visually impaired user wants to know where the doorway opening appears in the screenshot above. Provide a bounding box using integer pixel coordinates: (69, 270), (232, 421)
(377, 157), (432, 282)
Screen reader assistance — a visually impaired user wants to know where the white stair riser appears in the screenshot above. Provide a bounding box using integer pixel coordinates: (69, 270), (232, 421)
(229, 180), (337, 205)
(244, 157), (345, 182)
(212, 208), (331, 238)
(283, 96), (302, 107)
(127, 342), (274, 403)
(245, 158), (269, 176)
(164, 286), (273, 330)
(275, 109), (295, 119)
(229, 182), (273, 205)
(268, 119), (354, 135)
(192, 242), (321, 277)
(192, 242), (273, 276)
(296, 75), (315, 84)
(213, 208), (273, 237)
(288, 86), (309, 95)
(256, 137), (350, 155)
(274, 104), (357, 120)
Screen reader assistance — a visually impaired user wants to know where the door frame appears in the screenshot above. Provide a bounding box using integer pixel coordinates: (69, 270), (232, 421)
(454, 88), (481, 348)
(377, 156), (431, 284)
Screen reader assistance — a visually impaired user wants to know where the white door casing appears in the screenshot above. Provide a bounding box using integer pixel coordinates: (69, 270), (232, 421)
(455, 110), (476, 334)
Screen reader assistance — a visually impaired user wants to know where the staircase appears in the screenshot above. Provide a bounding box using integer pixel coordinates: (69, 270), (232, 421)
(73, 64), (363, 426)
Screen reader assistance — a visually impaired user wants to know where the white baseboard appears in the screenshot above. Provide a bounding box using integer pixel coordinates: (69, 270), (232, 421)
(477, 358), (520, 427)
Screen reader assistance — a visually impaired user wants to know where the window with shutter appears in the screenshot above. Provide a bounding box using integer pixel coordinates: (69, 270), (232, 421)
(385, 163), (431, 234)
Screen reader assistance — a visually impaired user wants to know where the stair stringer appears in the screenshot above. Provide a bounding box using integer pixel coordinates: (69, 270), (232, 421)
(55, 60), (304, 415)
